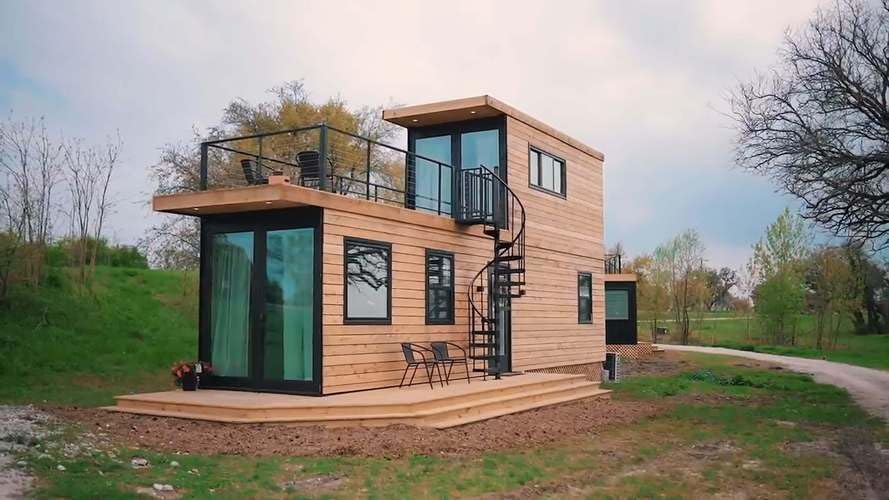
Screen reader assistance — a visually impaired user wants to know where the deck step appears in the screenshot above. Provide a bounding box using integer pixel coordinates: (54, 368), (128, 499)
(105, 374), (604, 428)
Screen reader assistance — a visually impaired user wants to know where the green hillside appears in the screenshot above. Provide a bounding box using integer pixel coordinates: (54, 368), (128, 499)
(0, 266), (196, 406)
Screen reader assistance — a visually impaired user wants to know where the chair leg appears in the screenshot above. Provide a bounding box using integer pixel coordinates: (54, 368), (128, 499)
(399, 363), (411, 388)
(435, 363), (445, 388)
(423, 363), (435, 389)
(464, 359), (471, 384)
(445, 361), (454, 384)
(407, 364), (420, 387)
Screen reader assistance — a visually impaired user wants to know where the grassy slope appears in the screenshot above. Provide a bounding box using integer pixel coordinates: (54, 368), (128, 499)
(0, 266), (196, 406)
(23, 352), (887, 498)
(641, 312), (889, 370)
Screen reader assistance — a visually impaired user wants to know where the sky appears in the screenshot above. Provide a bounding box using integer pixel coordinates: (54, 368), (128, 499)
(0, 0), (826, 271)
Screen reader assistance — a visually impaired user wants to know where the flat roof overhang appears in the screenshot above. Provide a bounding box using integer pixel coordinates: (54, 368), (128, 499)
(604, 273), (638, 283)
(383, 95), (604, 161)
(152, 183), (486, 235)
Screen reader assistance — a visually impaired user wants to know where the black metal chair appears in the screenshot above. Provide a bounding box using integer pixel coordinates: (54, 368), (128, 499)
(240, 159), (267, 185)
(430, 342), (470, 385)
(399, 343), (444, 389)
(295, 150), (321, 187)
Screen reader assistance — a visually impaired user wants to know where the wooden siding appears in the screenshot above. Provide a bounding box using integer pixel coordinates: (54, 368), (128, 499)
(322, 208), (492, 394)
(504, 115), (606, 372)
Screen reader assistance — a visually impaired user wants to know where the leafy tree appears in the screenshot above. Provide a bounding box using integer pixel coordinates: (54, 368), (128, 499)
(627, 253), (670, 341)
(844, 242), (888, 334)
(806, 245), (857, 349)
(730, 0), (889, 250)
(654, 229), (706, 345)
(703, 267), (738, 311)
(749, 208), (811, 344)
(144, 81), (397, 269)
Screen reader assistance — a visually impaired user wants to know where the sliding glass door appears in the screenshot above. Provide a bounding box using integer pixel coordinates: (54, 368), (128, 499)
(200, 209), (321, 394)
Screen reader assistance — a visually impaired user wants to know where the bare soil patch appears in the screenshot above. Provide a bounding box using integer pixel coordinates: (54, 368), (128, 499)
(50, 398), (658, 458)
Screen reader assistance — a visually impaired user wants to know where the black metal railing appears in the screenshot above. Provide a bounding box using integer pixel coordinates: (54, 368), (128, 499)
(605, 253), (622, 274)
(465, 165), (526, 379)
(198, 124), (455, 216)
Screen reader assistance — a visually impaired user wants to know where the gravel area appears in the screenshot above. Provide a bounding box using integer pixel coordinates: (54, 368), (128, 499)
(0, 406), (53, 499)
(52, 398), (658, 458)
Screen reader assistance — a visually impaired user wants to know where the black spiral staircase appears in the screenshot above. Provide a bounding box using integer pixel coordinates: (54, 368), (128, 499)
(456, 166), (526, 379)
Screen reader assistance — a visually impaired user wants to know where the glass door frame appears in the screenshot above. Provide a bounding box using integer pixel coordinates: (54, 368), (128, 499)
(198, 207), (323, 395)
(407, 116), (508, 216)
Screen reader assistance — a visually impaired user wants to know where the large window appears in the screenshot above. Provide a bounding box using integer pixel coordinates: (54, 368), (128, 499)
(605, 289), (629, 320)
(414, 135), (452, 215)
(578, 272), (592, 324)
(426, 250), (455, 324)
(344, 238), (391, 324)
(529, 146), (566, 196)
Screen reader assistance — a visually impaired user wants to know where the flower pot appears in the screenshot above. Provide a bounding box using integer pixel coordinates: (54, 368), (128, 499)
(181, 372), (198, 391)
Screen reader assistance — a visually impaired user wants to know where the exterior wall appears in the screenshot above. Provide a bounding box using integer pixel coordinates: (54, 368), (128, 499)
(321, 206), (491, 394)
(504, 115), (606, 372)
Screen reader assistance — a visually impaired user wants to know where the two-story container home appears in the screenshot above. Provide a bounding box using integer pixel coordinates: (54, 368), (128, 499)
(112, 96), (621, 427)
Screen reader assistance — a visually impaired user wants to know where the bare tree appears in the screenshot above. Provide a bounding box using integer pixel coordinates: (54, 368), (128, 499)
(730, 0), (889, 250)
(0, 115), (62, 287)
(62, 134), (120, 285)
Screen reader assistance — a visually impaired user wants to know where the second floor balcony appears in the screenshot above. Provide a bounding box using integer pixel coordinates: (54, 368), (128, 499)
(153, 123), (508, 227)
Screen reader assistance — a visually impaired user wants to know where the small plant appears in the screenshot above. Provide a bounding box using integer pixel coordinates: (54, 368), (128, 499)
(170, 361), (212, 390)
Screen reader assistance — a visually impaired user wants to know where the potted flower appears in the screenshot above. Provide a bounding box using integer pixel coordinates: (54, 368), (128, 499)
(171, 361), (212, 391)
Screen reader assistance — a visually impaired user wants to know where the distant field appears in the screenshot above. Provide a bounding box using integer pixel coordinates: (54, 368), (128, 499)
(0, 266), (196, 406)
(639, 311), (889, 370)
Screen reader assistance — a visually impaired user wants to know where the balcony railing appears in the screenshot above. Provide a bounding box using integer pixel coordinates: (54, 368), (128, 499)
(604, 253), (622, 274)
(199, 124), (456, 216)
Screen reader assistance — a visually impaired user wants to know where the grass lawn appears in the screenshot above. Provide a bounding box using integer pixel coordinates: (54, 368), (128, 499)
(0, 266), (196, 406)
(17, 352), (888, 498)
(641, 311), (889, 370)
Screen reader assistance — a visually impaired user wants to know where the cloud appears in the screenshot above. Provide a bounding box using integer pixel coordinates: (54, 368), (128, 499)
(0, 0), (825, 267)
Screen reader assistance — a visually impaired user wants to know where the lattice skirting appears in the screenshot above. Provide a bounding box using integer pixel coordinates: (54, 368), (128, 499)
(526, 362), (602, 382)
(606, 342), (656, 360)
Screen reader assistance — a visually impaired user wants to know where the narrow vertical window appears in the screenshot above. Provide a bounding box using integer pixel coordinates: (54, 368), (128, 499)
(578, 272), (592, 323)
(426, 250), (455, 324)
(344, 238), (391, 324)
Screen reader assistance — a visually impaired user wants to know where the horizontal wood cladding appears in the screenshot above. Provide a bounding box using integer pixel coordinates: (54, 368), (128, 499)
(322, 208), (491, 394)
(318, 115), (606, 394)
(505, 116), (606, 372)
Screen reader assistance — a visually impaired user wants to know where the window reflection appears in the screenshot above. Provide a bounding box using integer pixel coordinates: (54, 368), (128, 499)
(346, 241), (390, 320)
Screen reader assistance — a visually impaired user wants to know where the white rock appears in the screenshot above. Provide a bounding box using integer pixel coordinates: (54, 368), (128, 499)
(153, 483), (175, 492)
(131, 457), (150, 468)
(56, 464), (65, 471)
(170, 460), (180, 467)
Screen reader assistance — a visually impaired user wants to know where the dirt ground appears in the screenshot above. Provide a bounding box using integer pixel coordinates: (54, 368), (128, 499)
(50, 398), (658, 459)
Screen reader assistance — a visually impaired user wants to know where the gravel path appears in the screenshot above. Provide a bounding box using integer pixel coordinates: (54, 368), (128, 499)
(658, 344), (889, 422)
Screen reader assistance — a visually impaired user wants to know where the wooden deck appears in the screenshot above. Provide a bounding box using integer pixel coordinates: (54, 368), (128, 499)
(105, 373), (609, 429)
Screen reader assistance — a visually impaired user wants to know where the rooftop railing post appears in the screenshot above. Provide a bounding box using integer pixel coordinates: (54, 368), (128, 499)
(318, 124), (330, 192)
(257, 136), (263, 175)
(199, 143), (208, 191)
(365, 140), (371, 200)
(437, 162), (443, 215)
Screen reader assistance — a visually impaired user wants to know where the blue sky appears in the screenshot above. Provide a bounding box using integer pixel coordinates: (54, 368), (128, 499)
(0, 0), (822, 270)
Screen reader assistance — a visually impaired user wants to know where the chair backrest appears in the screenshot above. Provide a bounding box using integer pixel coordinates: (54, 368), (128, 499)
(240, 159), (257, 185)
(430, 342), (448, 361)
(401, 343), (417, 364)
(296, 150), (321, 178)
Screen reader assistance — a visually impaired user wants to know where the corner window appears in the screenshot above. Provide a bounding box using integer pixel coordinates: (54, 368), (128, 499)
(578, 272), (592, 323)
(344, 238), (391, 324)
(529, 146), (566, 196)
(605, 289), (629, 320)
(425, 250), (455, 324)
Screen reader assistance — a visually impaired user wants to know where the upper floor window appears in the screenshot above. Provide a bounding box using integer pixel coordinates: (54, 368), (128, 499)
(605, 289), (629, 320)
(344, 238), (391, 324)
(425, 250), (455, 324)
(529, 146), (566, 196)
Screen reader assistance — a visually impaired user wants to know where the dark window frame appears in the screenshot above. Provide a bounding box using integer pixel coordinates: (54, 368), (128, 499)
(578, 271), (593, 324)
(343, 237), (393, 325)
(528, 145), (567, 198)
(425, 249), (456, 325)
